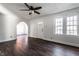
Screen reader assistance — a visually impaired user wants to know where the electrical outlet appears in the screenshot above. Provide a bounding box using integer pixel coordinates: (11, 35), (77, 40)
(10, 35), (12, 38)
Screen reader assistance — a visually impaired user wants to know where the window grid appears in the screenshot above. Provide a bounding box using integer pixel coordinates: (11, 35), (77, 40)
(66, 16), (77, 35)
(55, 18), (63, 34)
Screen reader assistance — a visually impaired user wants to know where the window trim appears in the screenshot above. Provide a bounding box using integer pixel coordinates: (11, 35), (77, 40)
(66, 15), (77, 35)
(55, 18), (63, 35)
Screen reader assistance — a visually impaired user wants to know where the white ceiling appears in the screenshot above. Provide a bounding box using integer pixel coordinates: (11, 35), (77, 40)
(1, 3), (79, 20)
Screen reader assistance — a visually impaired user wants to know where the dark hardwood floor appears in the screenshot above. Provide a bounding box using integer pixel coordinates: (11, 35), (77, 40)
(0, 35), (79, 56)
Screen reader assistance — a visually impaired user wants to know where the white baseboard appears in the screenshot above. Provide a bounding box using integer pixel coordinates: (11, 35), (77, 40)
(1, 36), (79, 47)
(30, 36), (79, 47)
(47, 38), (79, 47)
(0, 38), (16, 43)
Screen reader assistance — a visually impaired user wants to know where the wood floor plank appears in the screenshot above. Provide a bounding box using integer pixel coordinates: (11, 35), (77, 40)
(0, 35), (79, 56)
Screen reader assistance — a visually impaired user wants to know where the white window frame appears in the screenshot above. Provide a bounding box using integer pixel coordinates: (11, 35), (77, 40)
(55, 18), (63, 35)
(66, 15), (77, 35)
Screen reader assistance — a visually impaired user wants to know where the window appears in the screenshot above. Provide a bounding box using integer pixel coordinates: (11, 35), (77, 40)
(66, 16), (77, 35)
(55, 18), (63, 34)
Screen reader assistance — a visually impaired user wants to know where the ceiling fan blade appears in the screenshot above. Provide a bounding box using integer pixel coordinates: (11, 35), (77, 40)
(34, 11), (40, 14)
(24, 3), (30, 8)
(20, 9), (30, 11)
(34, 7), (42, 10)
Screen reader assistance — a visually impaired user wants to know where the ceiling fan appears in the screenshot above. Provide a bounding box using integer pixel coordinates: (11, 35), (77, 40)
(20, 3), (42, 15)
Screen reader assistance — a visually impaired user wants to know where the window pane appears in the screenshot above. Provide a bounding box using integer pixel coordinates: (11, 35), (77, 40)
(73, 26), (77, 30)
(70, 16), (73, 21)
(59, 18), (63, 22)
(58, 27), (62, 29)
(67, 22), (70, 25)
(74, 21), (77, 25)
(57, 23), (61, 26)
(74, 16), (77, 21)
(67, 31), (69, 35)
(58, 30), (62, 34)
(67, 17), (70, 22)
(56, 23), (58, 26)
(55, 31), (58, 34)
(70, 26), (73, 30)
(73, 31), (77, 35)
(67, 26), (70, 30)
(67, 21), (74, 25)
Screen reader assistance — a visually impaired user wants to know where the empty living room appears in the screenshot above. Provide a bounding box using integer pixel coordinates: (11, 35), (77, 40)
(0, 3), (79, 56)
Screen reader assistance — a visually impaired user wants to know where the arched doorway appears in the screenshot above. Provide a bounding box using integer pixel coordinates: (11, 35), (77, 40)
(15, 22), (28, 53)
(17, 22), (28, 35)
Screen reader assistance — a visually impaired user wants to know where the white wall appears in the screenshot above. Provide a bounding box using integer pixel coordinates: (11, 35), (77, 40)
(0, 4), (31, 42)
(0, 11), (30, 42)
(30, 7), (79, 47)
(0, 4), (18, 42)
(0, 14), (18, 42)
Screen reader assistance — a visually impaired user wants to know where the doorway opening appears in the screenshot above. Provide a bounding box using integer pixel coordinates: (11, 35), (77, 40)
(16, 22), (28, 50)
(17, 22), (28, 36)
